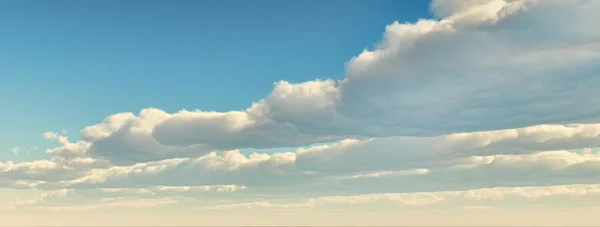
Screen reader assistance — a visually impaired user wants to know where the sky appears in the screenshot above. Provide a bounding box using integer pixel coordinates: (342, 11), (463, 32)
(1, 0), (600, 226)
(0, 0), (429, 160)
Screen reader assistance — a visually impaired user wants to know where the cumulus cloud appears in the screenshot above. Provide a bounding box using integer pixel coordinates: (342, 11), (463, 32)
(2, 0), (600, 212)
(2, 123), (594, 197)
(2, 123), (600, 196)
(56, 150), (302, 189)
(295, 124), (600, 175)
(157, 0), (600, 142)
(0, 160), (82, 183)
(337, 0), (600, 133)
(82, 108), (342, 165)
(21, 0), (598, 165)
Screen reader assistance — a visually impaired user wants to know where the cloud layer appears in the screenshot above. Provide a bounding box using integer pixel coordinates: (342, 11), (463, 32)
(4, 123), (600, 196)
(3, 0), (600, 215)
(41, 0), (598, 165)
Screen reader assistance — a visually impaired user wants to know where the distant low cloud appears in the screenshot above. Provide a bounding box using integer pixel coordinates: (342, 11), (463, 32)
(205, 183), (600, 210)
(1, 123), (600, 198)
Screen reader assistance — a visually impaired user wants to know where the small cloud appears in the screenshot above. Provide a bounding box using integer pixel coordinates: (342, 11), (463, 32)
(11, 146), (20, 156)
(43, 131), (69, 144)
(43, 131), (58, 140)
(30, 145), (39, 150)
(61, 129), (68, 135)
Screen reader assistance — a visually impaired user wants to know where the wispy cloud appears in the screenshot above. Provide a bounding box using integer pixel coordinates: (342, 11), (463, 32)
(11, 146), (20, 156)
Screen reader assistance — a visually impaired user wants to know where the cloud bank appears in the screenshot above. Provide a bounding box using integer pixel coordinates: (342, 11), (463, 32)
(3, 0), (600, 215)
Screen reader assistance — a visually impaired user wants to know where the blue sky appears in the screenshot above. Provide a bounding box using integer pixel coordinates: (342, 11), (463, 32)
(0, 0), (430, 161)
(2, 0), (600, 225)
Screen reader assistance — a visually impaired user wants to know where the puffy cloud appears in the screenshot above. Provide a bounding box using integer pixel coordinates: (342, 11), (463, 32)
(3, 123), (600, 195)
(0, 160), (82, 183)
(29, 0), (600, 165)
(7, 124), (591, 196)
(43, 131), (68, 144)
(0, 179), (43, 190)
(163, 0), (600, 140)
(295, 124), (600, 175)
(3, 0), (600, 213)
(7, 184), (246, 211)
(336, 0), (600, 135)
(1, 126), (600, 217)
(80, 108), (341, 165)
(56, 150), (302, 189)
(36, 122), (582, 190)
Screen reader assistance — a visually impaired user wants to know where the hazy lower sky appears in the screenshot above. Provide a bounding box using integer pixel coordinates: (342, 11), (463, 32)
(2, 0), (600, 226)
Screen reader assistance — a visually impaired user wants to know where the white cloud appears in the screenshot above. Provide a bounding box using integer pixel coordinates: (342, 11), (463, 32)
(5, 125), (595, 197)
(295, 124), (600, 175)
(335, 0), (600, 135)
(77, 108), (341, 165)
(33, 122), (598, 192)
(10, 146), (19, 156)
(3, 123), (600, 196)
(2, 0), (600, 214)
(43, 131), (68, 144)
(19, 0), (598, 165)
(205, 200), (315, 210)
(341, 169), (430, 180)
(207, 183), (600, 210)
